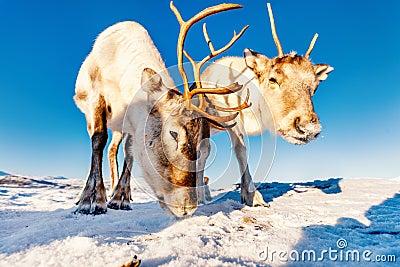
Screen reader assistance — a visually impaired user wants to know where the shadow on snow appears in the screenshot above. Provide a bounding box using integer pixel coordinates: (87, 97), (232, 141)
(285, 193), (400, 266)
(210, 177), (342, 206)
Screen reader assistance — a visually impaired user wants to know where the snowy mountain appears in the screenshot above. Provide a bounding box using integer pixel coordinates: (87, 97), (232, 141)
(0, 171), (9, 176)
(0, 174), (399, 266)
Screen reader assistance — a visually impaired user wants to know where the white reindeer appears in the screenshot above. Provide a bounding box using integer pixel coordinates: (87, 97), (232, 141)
(199, 3), (334, 206)
(73, 2), (249, 217)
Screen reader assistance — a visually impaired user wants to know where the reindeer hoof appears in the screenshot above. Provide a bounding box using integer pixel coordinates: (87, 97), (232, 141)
(252, 190), (270, 207)
(107, 200), (132, 210)
(107, 192), (132, 210)
(197, 185), (212, 205)
(107, 185), (132, 210)
(241, 190), (270, 207)
(75, 190), (107, 214)
(75, 202), (107, 215)
(75, 176), (107, 214)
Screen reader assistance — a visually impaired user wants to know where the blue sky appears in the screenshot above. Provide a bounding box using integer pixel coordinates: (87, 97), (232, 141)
(0, 0), (399, 187)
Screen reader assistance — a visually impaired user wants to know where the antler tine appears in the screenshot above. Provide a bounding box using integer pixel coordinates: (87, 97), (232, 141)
(198, 23), (249, 73)
(266, 3), (284, 57)
(208, 88), (252, 112)
(207, 120), (237, 131)
(170, 1), (243, 101)
(170, 1), (184, 26)
(203, 23), (215, 53)
(189, 22), (248, 110)
(188, 82), (243, 98)
(305, 33), (318, 58)
(190, 104), (239, 123)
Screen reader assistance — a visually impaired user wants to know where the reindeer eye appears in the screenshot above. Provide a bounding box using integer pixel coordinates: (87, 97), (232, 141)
(147, 141), (154, 148)
(269, 77), (278, 85)
(170, 131), (178, 141)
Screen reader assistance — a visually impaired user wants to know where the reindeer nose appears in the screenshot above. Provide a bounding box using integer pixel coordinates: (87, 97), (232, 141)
(294, 117), (305, 135)
(294, 114), (320, 135)
(310, 113), (319, 124)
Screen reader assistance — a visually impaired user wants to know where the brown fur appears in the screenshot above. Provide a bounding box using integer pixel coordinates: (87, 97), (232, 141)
(108, 132), (122, 189)
(73, 92), (87, 102)
(93, 95), (107, 134)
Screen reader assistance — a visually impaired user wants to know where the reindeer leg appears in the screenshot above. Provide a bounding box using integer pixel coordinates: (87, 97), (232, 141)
(76, 95), (108, 214)
(197, 121), (212, 204)
(108, 131), (123, 191)
(228, 129), (269, 207)
(196, 139), (212, 204)
(108, 134), (133, 210)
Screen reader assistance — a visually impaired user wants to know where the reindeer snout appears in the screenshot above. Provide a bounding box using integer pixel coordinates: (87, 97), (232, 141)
(293, 114), (321, 137)
(163, 187), (198, 217)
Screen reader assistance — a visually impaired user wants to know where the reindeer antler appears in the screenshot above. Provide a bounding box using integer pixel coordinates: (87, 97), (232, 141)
(170, 1), (251, 126)
(305, 33), (318, 58)
(266, 3), (319, 58)
(266, 3), (284, 57)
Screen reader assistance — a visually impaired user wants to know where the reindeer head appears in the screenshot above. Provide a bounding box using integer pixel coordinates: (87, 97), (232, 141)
(137, 2), (250, 217)
(139, 68), (200, 217)
(244, 3), (333, 145)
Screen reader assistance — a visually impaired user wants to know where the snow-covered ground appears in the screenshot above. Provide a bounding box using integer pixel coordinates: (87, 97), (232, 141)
(0, 173), (399, 266)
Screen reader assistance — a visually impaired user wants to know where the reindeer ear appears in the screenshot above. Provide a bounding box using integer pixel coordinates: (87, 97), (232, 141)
(314, 64), (334, 82)
(244, 48), (269, 74)
(141, 68), (163, 92)
(141, 68), (167, 108)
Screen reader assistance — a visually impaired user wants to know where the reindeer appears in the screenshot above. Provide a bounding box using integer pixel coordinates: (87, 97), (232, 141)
(73, 1), (250, 217)
(198, 3), (334, 206)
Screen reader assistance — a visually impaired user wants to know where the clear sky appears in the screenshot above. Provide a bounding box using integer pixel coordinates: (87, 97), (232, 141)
(0, 0), (399, 187)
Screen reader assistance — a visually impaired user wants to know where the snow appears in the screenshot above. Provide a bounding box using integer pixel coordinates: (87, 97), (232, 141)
(0, 174), (399, 266)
